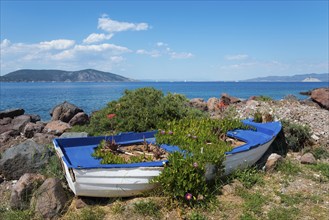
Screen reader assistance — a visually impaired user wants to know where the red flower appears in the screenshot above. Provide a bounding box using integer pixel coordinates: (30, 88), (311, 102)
(107, 114), (116, 119)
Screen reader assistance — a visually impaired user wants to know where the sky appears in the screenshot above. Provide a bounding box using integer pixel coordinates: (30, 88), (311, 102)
(1, 0), (328, 81)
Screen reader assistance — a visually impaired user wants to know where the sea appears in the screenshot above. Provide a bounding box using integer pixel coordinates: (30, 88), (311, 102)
(0, 82), (328, 121)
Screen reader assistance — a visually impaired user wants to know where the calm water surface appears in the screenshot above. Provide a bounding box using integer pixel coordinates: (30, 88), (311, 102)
(1, 82), (327, 121)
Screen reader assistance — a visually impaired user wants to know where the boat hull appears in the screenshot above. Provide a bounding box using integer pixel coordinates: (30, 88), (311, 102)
(223, 138), (274, 175)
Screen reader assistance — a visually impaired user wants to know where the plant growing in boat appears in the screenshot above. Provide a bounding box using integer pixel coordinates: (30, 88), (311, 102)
(92, 139), (169, 164)
(153, 117), (250, 203)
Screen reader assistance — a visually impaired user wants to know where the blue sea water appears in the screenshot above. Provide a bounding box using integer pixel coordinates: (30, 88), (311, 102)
(0, 82), (328, 121)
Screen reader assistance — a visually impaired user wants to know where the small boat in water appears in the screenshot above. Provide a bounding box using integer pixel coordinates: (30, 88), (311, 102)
(53, 119), (281, 197)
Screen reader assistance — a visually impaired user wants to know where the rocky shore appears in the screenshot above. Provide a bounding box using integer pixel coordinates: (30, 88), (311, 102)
(0, 87), (328, 219)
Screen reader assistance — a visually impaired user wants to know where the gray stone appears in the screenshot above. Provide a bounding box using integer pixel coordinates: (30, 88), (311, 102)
(207, 97), (220, 112)
(50, 101), (83, 122)
(0, 140), (52, 180)
(11, 115), (31, 132)
(28, 114), (41, 123)
(44, 120), (71, 135)
(189, 98), (208, 111)
(0, 109), (25, 119)
(301, 152), (317, 164)
(23, 122), (45, 138)
(311, 88), (329, 110)
(60, 132), (88, 138)
(34, 178), (68, 219)
(68, 112), (89, 126)
(10, 173), (46, 209)
(0, 117), (12, 125)
(32, 133), (55, 145)
(265, 153), (283, 172)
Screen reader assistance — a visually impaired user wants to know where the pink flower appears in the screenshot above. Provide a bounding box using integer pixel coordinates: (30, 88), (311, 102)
(185, 193), (192, 200)
(193, 162), (198, 168)
(107, 114), (116, 119)
(167, 131), (173, 135)
(160, 130), (166, 135)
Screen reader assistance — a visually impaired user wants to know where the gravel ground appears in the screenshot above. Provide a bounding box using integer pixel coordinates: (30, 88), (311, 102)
(233, 99), (329, 147)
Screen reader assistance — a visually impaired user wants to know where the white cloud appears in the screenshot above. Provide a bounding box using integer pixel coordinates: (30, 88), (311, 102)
(98, 16), (149, 32)
(137, 42), (193, 59)
(156, 42), (168, 47)
(39, 39), (75, 50)
(1, 39), (11, 48)
(225, 54), (249, 61)
(136, 49), (161, 57)
(110, 56), (124, 63)
(83, 33), (114, 44)
(170, 52), (194, 59)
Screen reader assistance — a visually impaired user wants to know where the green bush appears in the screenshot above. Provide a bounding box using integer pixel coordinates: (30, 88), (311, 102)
(281, 120), (312, 151)
(153, 117), (248, 204)
(254, 95), (273, 102)
(71, 87), (204, 135)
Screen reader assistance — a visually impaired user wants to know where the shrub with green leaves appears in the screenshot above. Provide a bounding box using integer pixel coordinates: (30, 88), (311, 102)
(153, 117), (249, 204)
(281, 120), (312, 151)
(71, 87), (204, 135)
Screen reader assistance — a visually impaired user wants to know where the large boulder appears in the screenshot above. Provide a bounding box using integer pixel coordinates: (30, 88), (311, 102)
(68, 112), (89, 126)
(32, 133), (55, 145)
(44, 120), (71, 135)
(311, 88), (329, 110)
(0, 109), (24, 119)
(207, 97), (220, 112)
(300, 152), (316, 164)
(220, 93), (241, 105)
(50, 101), (83, 122)
(10, 173), (46, 209)
(33, 178), (68, 219)
(0, 140), (52, 180)
(189, 98), (208, 111)
(23, 122), (45, 138)
(11, 115), (31, 133)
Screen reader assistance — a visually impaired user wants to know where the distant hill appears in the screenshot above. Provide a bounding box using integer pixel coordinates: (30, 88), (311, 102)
(0, 69), (134, 82)
(243, 73), (329, 82)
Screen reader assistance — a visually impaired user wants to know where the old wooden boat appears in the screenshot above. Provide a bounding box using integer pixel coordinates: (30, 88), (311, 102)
(53, 119), (281, 197)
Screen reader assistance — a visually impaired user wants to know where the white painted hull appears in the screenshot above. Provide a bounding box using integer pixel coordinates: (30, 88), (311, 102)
(57, 139), (272, 197)
(223, 138), (274, 175)
(56, 148), (163, 197)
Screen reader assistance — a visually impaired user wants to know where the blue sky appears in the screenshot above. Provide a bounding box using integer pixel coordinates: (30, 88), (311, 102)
(1, 1), (328, 81)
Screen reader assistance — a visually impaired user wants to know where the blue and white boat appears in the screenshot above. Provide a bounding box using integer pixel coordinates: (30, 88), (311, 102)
(53, 119), (281, 197)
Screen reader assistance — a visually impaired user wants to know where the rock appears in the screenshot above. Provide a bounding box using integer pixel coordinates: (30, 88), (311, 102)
(68, 112), (89, 126)
(0, 130), (21, 152)
(265, 153), (283, 172)
(11, 115), (31, 132)
(300, 152), (317, 164)
(50, 101), (83, 122)
(32, 133), (55, 145)
(222, 180), (243, 196)
(75, 198), (87, 209)
(0, 109), (25, 119)
(60, 132), (88, 138)
(311, 88), (329, 110)
(189, 98), (208, 111)
(28, 114), (41, 123)
(0, 140), (52, 180)
(10, 173), (46, 209)
(34, 178), (68, 219)
(220, 93), (241, 105)
(207, 97), (220, 112)
(311, 134), (320, 141)
(44, 120), (71, 135)
(23, 122), (45, 138)
(0, 123), (13, 134)
(0, 117), (12, 125)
